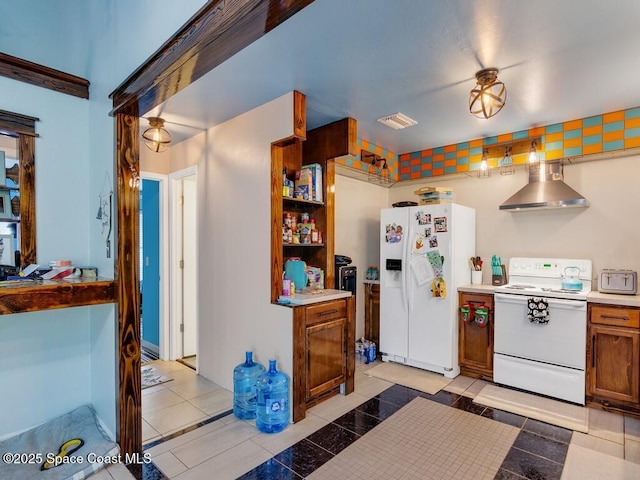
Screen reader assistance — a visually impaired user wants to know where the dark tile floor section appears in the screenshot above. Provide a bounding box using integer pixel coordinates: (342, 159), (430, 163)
(239, 383), (576, 480)
(127, 460), (167, 480)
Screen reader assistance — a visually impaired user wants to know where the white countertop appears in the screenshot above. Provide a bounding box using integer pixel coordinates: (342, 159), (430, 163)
(277, 288), (351, 306)
(363, 279), (380, 284)
(456, 284), (640, 308)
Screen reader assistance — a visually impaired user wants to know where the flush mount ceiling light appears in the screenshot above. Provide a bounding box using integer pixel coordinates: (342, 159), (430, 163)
(142, 117), (171, 153)
(469, 68), (507, 119)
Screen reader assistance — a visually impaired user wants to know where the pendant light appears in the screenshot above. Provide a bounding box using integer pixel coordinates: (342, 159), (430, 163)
(500, 145), (515, 175)
(469, 68), (507, 119)
(525, 140), (540, 171)
(142, 117), (171, 153)
(477, 149), (490, 178)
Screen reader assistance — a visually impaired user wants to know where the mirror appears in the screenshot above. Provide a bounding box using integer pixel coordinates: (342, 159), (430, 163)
(0, 109), (37, 269)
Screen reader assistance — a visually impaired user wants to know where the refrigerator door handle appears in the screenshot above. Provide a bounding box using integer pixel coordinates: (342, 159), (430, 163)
(402, 226), (411, 312)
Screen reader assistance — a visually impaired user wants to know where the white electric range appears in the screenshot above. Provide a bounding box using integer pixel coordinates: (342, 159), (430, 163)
(493, 257), (592, 405)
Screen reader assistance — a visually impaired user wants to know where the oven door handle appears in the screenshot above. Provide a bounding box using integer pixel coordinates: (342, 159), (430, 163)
(494, 293), (586, 309)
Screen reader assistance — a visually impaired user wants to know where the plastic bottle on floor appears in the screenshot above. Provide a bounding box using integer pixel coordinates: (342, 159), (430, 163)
(256, 359), (290, 433)
(233, 351), (266, 419)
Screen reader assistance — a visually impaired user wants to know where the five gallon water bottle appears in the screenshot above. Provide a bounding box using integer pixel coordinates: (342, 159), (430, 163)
(233, 351), (266, 419)
(256, 359), (290, 433)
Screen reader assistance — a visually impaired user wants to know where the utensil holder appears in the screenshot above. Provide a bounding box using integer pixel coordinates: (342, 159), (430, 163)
(471, 270), (483, 285)
(492, 265), (508, 286)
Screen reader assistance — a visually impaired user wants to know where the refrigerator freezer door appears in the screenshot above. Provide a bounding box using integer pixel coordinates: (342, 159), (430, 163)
(379, 207), (409, 358)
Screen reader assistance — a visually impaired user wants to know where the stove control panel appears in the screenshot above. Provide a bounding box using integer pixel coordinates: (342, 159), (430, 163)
(509, 257), (592, 279)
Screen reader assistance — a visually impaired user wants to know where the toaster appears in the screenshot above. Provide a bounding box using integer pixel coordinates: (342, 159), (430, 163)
(598, 269), (637, 295)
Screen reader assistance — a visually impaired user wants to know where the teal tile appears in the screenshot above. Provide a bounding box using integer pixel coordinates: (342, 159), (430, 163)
(444, 166), (457, 174)
(410, 165), (421, 172)
(457, 141), (470, 150)
(456, 157), (469, 165)
(564, 129), (582, 140)
(583, 115), (602, 127)
(545, 141), (563, 151)
(583, 134), (602, 146)
(421, 170), (433, 177)
(433, 146), (444, 154)
(546, 123), (563, 134)
(433, 161), (444, 169)
(624, 107), (640, 119)
(512, 130), (529, 140)
(624, 127), (640, 138)
(603, 139), (624, 151)
(445, 151), (456, 160)
(381, 149), (389, 157)
(356, 138), (363, 147)
(603, 121), (624, 132)
(470, 162), (481, 170)
(344, 157), (354, 167)
(401, 173), (411, 181)
(470, 147), (483, 156)
(411, 151), (421, 159)
(563, 146), (582, 157)
(482, 136), (497, 145)
(420, 156), (432, 164)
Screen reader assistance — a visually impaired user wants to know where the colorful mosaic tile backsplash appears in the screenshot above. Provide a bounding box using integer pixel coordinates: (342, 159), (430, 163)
(334, 106), (640, 182)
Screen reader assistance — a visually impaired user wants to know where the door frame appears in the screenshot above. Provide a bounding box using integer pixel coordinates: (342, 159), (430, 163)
(169, 165), (198, 362)
(140, 172), (170, 360)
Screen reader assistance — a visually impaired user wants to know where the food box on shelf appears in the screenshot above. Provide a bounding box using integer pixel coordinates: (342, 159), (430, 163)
(302, 163), (323, 202)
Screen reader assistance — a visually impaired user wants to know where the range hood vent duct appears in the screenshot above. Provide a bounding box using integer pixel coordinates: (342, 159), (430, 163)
(499, 161), (589, 211)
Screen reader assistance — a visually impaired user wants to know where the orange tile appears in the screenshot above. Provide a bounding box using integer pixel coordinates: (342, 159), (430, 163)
(444, 159), (457, 167)
(546, 132), (563, 143)
(546, 149), (563, 160)
(529, 127), (545, 137)
(603, 130), (624, 142)
(603, 110), (624, 123)
(564, 137), (582, 149)
(421, 163), (432, 170)
(563, 119), (582, 131)
(497, 133), (512, 143)
(433, 153), (444, 162)
(400, 153), (411, 161)
(410, 158), (421, 166)
(456, 164), (469, 173)
(583, 125), (602, 136)
(457, 149), (469, 158)
(432, 168), (444, 176)
(410, 171), (421, 179)
(625, 137), (640, 148)
(625, 117), (640, 129)
(375, 146), (383, 155)
(352, 160), (362, 170)
(400, 166), (410, 174)
(420, 149), (433, 157)
(470, 138), (483, 148)
(444, 144), (456, 153)
(583, 143), (602, 154)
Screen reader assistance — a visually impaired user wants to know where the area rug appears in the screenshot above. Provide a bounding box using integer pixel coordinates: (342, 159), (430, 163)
(142, 365), (173, 389)
(307, 397), (519, 480)
(473, 384), (589, 432)
(365, 362), (452, 395)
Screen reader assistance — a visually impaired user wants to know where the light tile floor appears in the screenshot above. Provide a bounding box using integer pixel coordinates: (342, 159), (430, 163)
(92, 359), (640, 479)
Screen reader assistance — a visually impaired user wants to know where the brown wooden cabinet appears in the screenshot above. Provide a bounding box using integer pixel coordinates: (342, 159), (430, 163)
(292, 296), (355, 422)
(364, 282), (380, 349)
(458, 291), (494, 380)
(587, 303), (640, 415)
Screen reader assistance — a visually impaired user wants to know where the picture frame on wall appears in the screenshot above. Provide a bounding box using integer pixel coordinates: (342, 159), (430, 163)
(0, 151), (6, 187)
(0, 234), (13, 266)
(0, 190), (11, 218)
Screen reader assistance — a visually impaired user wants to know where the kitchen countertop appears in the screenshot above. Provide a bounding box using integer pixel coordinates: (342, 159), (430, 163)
(458, 284), (497, 294)
(363, 279), (380, 284)
(587, 291), (640, 307)
(277, 288), (351, 306)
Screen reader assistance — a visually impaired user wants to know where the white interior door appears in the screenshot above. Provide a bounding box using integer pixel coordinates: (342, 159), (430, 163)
(182, 176), (197, 357)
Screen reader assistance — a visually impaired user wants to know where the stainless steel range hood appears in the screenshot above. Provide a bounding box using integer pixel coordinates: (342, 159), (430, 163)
(499, 161), (589, 211)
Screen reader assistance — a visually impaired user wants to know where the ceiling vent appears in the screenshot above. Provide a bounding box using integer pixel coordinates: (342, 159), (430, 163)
(377, 112), (418, 130)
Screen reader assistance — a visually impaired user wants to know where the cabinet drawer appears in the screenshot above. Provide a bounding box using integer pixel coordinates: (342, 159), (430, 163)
(590, 304), (640, 328)
(459, 292), (494, 309)
(306, 299), (346, 326)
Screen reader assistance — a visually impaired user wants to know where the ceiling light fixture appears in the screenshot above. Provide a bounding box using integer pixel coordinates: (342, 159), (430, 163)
(526, 140), (540, 171)
(364, 150), (394, 185)
(477, 149), (490, 178)
(142, 117), (171, 153)
(469, 68), (507, 119)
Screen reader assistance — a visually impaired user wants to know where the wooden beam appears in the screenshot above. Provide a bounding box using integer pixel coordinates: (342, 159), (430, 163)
(115, 112), (142, 457)
(110, 0), (315, 115)
(0, 52), (89, 99)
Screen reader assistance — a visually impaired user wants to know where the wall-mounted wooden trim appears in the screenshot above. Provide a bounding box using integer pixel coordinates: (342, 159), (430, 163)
(18, 134), (36, 266)
(0, 109), (39, 137)
(0, 53), (89, 99)
(110, 0), (315, 115)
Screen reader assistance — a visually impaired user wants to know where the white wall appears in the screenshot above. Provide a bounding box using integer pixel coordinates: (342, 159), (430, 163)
(196, 92), (295, 392)
(334, 175), (389, 339)
(390, 156), (640, 284)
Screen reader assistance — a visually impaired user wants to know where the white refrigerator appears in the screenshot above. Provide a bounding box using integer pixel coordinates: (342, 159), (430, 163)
(379, 203), (475, 378)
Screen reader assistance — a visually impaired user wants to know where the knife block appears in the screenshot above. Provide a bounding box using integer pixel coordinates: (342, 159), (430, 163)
(492, 265), (508, 286)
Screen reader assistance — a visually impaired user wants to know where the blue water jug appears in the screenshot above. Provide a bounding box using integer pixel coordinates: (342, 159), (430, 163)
(256, 359), (290, 433)
(233, 351), (266, 419)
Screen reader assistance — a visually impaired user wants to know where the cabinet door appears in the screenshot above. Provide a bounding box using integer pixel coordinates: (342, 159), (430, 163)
(364, 283), (380, 347)
(458, 292), (494, 376)
(306, 317), (346, 398)
(588, 325), (640, 404)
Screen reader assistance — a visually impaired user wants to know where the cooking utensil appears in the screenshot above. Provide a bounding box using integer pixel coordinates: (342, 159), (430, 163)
(561, 266), (583, 290)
